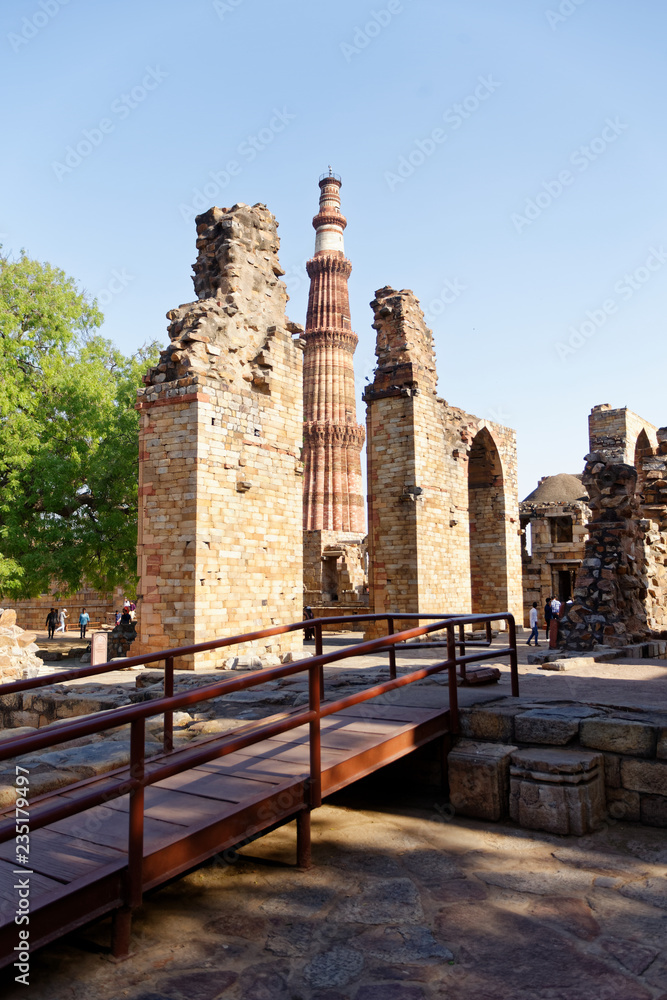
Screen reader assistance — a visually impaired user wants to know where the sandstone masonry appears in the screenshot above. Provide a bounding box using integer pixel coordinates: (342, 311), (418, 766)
(134, 204), (304, 668)
(364, 287), (523, 635)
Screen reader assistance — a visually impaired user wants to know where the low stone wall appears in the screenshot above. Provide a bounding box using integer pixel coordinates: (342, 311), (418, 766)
(306, 606), (367, 632)
(452, 696), (667, 830)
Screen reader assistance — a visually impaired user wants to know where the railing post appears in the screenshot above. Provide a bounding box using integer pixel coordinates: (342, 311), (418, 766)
(128, 717), (145, 909)
(486, 619), (492, 646)
(315, 623), (324, 702)
(308, 663), (322, 809)
(296, 809), (312, 869)
(507, 615), (519, 696)
(387, 616), (396, 680)
(457, 622), (465, 658)
(113, 716), (144, 959)
(163, 656), (174, 754)
(298, 661), (321, 871)
(447, 625), (459, 734)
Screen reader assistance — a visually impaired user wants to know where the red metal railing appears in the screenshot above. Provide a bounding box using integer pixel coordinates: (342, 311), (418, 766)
(0, 611), (517, 957)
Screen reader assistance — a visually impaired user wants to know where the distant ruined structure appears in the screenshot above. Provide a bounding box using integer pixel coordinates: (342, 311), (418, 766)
(520, 473), (590, 625)
(302, 172), (367, 606)
(134, 203), (304, 668)
(560, 405), (667, 650)
(363, 287), (523, 635)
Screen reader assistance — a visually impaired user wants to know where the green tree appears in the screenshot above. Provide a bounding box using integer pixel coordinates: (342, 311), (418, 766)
(0, 249), (160, 599)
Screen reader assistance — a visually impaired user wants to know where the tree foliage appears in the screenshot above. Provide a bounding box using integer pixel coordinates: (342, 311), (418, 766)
(0, 249), (160, 599)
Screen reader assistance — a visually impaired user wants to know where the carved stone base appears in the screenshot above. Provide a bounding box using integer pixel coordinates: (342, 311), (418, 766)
(509, 747), (606, 835)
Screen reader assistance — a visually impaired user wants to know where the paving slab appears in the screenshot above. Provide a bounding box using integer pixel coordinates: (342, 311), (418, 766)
(1, 775), (666, 1000)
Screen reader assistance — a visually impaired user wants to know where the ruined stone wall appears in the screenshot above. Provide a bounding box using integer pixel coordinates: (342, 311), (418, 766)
(0, 585), (125, 631)
(561, 407), (667, 650)
(560, 461), (650, 649)
(589, 404), (658, 466)
(303, 529), (366, 604)
(135, 204), (304, 669)
(364, 287), (522, 637)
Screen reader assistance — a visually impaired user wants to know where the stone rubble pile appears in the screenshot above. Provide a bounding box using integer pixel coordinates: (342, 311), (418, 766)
(560, 459), (651, 650)
(0, 608), (43, 682)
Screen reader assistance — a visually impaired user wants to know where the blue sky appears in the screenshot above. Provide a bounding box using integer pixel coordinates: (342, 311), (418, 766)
(2, 0), (666, 501)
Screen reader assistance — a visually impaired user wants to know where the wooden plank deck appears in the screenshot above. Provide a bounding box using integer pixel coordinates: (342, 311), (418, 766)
(0, 703), (450, 968)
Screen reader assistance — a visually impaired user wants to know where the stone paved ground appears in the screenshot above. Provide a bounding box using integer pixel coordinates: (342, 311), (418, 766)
(2, 632), (665, 998)
(1, 772), (666, 1000)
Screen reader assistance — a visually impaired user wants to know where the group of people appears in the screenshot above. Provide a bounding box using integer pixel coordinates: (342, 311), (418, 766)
(115, 599), (136, 626)
(527, 595), (574, 648)
(45, 608), (90, 639)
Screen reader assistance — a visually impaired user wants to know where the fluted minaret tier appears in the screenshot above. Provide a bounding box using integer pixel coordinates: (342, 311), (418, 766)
(303, 172), (365, 533)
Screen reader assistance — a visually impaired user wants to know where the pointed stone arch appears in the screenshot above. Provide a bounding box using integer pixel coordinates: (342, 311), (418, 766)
(468, 426), (509, 613)
(633, 428), (652, 493)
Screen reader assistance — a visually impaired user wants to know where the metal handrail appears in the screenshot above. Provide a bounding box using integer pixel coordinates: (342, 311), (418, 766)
(0, 611), (517, 941)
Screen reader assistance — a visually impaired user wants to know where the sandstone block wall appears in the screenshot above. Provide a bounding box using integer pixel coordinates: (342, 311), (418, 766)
(0, 585), (125, 631)
(589, 404), (658, 465)
(364, 287), (522, 636)
(134, 204), (304, 668)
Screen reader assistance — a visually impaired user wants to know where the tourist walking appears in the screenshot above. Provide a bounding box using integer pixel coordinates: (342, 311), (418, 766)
(548, 597), (561, 649)
(527, 601), (540, 646)
(303, 605), (315, 641)
(55, 608), (68, 634)
(544, 596), (552, 641)
(45, 607), (58, 639)
(79, 608), (90, 639)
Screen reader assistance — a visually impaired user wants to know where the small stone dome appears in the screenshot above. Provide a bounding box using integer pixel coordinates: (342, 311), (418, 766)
(522, 473), (589, 504)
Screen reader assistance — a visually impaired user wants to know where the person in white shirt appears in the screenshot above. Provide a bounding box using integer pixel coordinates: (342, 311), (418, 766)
(55, 608), (68, 633)
(551, 597), (561, 615)
(527, 601), (540, 646)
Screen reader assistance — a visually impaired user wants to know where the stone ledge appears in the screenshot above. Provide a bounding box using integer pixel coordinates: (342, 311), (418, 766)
(580, 718), (656, 757)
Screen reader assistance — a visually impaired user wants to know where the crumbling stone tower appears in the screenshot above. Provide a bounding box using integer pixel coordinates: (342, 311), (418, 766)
(302, 172), (366, 604)
(134, 203), (304, 668)
(364, 287), (523, 636)
(560, 403), (667, 650)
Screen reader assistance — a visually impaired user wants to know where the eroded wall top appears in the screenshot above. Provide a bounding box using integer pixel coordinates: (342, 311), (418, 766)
(143, 202), (300, 391)
(369, 286), (438, 395)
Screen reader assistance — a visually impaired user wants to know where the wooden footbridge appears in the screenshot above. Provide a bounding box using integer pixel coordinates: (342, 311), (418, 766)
(0, 612), (517, 968)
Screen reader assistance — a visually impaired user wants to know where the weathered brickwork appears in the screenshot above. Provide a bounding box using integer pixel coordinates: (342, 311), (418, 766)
(560, 404), (667, 649)
(589, 404), (658, 466)
(134, 204), (304, 668)
(364, 287), (522, 636)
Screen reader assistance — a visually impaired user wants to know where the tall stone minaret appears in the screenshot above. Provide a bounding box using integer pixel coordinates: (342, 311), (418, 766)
(303, 170), (365, 534)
